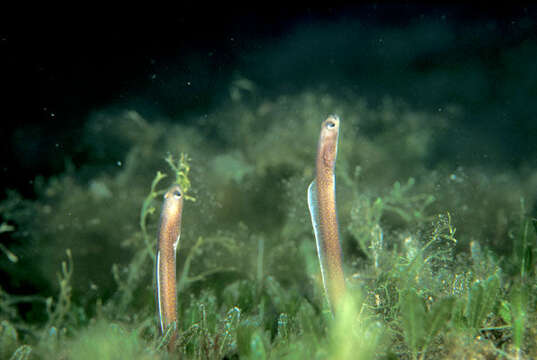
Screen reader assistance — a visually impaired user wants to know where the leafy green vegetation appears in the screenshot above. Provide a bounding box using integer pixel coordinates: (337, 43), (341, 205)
(1, 87), (537, 359)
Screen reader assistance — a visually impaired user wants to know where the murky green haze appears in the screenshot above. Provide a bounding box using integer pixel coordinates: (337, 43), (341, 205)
(1, 14), (537, 359)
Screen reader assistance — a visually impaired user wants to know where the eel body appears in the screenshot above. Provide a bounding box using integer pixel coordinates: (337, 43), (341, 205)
(307, 115), (346, 313)
(156, 184), (183, 351)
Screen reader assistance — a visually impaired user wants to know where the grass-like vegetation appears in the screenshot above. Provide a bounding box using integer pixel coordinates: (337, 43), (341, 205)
(1, 87), (537, 359)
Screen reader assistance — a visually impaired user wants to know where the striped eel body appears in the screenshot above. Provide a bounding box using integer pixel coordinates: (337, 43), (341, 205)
(156, 184), (183, 351)
(307, 115), (346, 314)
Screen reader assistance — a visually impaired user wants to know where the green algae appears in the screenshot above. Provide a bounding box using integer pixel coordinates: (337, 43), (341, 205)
(1, 87), (537, 359)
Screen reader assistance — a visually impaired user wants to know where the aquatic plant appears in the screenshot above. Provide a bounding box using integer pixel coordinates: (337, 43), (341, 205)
(1, 87), (537, 359)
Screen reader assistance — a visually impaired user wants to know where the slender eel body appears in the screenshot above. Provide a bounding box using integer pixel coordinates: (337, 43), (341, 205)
(156, 185), (183, 351)
(307, 115), (346, 313)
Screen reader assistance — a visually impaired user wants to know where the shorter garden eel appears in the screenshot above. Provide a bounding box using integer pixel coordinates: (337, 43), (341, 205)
(307, 115), (346, 314)
(156, 184), (183, 351)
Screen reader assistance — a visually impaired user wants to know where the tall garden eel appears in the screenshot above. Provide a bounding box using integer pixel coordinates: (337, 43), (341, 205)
(307, 115), (346, 314)
(156, 184), (183, 351)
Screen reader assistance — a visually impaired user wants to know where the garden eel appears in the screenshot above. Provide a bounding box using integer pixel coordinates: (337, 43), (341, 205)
(156, 184), (183, 351)
(307, 115), (346, 314)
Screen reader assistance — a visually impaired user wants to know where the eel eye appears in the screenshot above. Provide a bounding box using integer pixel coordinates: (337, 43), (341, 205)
(326, 121), (335, 129)
(173, 190), (182, 198)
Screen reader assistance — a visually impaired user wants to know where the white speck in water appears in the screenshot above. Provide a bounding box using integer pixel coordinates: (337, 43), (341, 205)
(117, 161), (122, 167)
(187, 81), (191, 86)
(50, 113), (55, 117)
(151, 74), (157, 80)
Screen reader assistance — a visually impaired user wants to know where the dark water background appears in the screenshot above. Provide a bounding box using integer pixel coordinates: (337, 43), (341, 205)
(3, 5), (537, 198)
